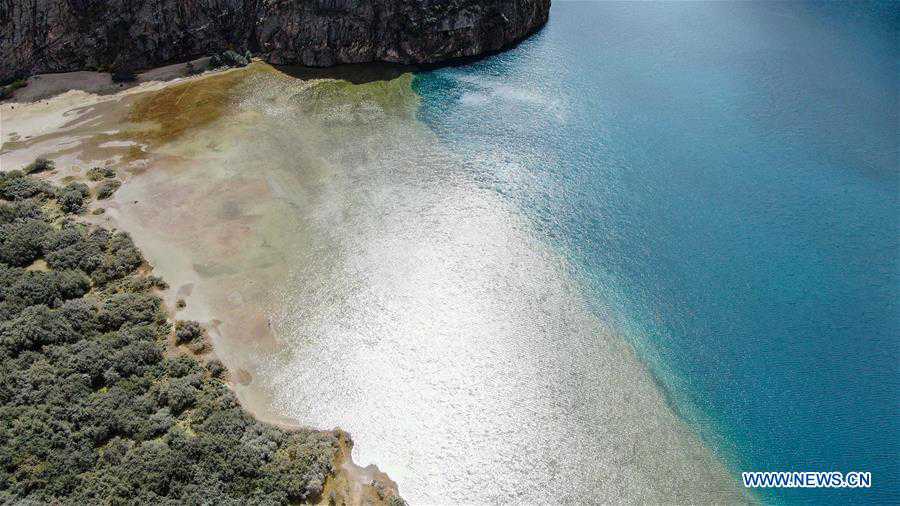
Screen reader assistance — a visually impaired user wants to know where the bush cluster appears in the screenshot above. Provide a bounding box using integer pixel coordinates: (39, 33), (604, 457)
(0, 79), (27, 101)
(0, 173), (342, 504)
(86, 167), (116, 182)
(185, 61), (202, 76)
(0, 170), (52, 201)
(24, 158), (54, 175)
(57, 182), (90, 213)
(175, 320), (204, 345)
(95, 179), (121, 200)
(209, 50), (252, 69)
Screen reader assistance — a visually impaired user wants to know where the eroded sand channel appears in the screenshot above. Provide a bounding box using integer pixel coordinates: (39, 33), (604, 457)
(1, 64), (747, 504)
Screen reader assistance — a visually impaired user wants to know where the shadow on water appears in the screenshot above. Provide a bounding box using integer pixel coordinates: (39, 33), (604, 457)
(272, 62), (418, 84)
(272, 54), (510, 84)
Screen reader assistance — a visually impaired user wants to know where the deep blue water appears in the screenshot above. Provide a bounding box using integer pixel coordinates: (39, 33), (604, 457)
(413, 2), (898, 504)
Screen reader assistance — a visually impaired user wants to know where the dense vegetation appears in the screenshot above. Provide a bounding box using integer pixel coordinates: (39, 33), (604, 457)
(0, 169), (342, 504)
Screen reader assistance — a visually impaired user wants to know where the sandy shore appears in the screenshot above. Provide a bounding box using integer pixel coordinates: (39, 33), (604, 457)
(1, 63), (751, 504)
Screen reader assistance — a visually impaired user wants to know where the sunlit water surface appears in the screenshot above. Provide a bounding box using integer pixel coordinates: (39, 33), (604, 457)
(241, 70), (739, 504)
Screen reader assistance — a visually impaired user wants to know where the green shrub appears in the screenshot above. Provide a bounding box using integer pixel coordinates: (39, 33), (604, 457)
(63, 338), (113, 384)
(95, 179), (121, 200)
(0, 170), (52, 201)
(91, 231), (144, 286)
(58, 299), (99, 333)
(2, 269), (90, 312)
(209, 50), (250, 69)
(113, 340), (163, 378)
(0, 199), (43, 224)
(0, 78), (27, 100)
(262, 432), (337, 502)
(42, 222), (86, 252)
(184, 61), (201, 76)
(57, 182), (90, 213)
(0, 305), (78, 353)
(166, 356), (203, 378)
(98, 293), (161, 331)
(24, 158), (54, 175)
(0, 219), (53, 267)
(86, 167), (116, 181)
(174, 320), (204, 345)
(115, 274), (167, 293)
(159, 376), (199, 413)
(45, 234), (104, 273)
(389, 496), (409, 506)
(206, 359), (227, 379)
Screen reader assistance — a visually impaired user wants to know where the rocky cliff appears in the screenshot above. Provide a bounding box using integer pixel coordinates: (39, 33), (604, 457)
(0, 0), (550, 83)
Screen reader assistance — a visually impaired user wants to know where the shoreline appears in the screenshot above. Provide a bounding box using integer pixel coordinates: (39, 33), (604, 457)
(1, 62), (749, 503)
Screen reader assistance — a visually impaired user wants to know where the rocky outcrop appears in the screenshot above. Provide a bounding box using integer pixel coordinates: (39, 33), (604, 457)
(0, 0), (550, 83)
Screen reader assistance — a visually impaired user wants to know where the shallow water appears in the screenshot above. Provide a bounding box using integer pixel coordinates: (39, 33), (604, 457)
(209, 67), (741, 504)
(258, 118), (739, 503)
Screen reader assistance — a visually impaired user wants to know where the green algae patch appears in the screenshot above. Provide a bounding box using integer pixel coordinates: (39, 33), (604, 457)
(126, 63), (278, 146)
(288, 72), (420, 119)
(124, 62), (419, 151)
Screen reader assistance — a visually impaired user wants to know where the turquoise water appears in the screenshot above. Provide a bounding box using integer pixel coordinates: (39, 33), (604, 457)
(414, 2), (898, 504)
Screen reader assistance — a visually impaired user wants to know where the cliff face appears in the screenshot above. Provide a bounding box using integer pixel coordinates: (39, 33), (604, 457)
(0, 0), (550, 82)
(257, 0), (551, 66)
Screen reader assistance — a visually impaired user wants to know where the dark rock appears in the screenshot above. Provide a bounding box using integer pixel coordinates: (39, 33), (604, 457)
(0, 0), (550, 83)
(111, 69), (137, 83)
(0, 0), (258, 82)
